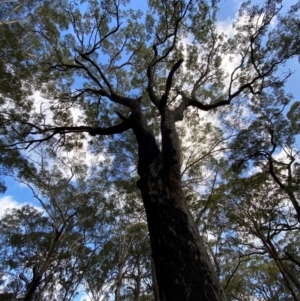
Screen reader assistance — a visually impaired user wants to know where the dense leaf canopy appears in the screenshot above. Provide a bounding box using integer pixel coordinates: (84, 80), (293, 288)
(0, 0), (300, 300)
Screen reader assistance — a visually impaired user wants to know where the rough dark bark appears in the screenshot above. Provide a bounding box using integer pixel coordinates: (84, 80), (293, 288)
(133, 108), (226, 301)
(137, 173), (226, 301)
(24, 272), (41, 301)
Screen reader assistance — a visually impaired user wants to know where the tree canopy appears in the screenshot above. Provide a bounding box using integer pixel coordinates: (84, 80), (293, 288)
(1, 0), (300, 300)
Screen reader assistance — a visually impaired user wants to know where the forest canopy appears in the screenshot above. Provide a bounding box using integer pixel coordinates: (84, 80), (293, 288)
(0, 0), (300, 300)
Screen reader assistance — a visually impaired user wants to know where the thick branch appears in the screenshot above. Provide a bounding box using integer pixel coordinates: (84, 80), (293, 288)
(4, 120), (132, 150)
(174, 90), (230, 121)
(75, 87), (137, 110)
(42, 121), (132, 136)
(160, 58), (183, 108)
(146, 47), (160, 107)
(285, 252), (300, 268)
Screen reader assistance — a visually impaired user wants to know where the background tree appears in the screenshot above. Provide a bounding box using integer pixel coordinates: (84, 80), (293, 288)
(0, 148), (115, 301)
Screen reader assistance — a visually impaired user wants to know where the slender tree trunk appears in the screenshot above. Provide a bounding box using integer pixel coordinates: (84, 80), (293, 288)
(133, 108), (226, 301)
(281, 263), (300, 295)
(115, 233), (133, 301)
(133, 257), (141, 301)
(252, 222), (300, 300)
(150, 255), (160, 301)
(114, 263), (124, 301)
(268, 239), (300, 296)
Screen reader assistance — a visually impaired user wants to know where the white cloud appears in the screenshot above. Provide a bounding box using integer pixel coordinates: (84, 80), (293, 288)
(0, 195), (23, 217)
(217, 17), (235, 38)
(273, 148), (295, 164)
(0, 195), (43, 218)
(16, 181), (28, 188)
(247, 165), (262, 177)
(78, 294), (91, 301)
(28, 91), (102, 173)
(32, 91), (84, 126)
(31, 91), (53, 124)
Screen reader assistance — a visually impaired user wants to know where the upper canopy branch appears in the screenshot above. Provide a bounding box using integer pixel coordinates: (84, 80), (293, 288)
(174, 70), (274, 121)
(37, 1), (139, 111)
(153, 0), (192, 64)
(146, 0), (192, 107)
(174, 49), (293, 122)
(170, 1), (298, 121)
(72, 54), (138, 109)
(191, 30), (221, 100)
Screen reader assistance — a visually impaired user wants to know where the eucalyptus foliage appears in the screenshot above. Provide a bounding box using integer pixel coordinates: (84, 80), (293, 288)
(1, 0), (300, 300)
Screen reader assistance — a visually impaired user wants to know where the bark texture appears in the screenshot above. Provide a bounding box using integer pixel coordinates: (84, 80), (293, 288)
(134, 108), (226, 301)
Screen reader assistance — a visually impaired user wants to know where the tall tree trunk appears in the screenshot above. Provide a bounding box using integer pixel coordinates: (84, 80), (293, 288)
(133, 109), (226, 301)
(150, 255), (160, 301)
(137, 169), (225, 301)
